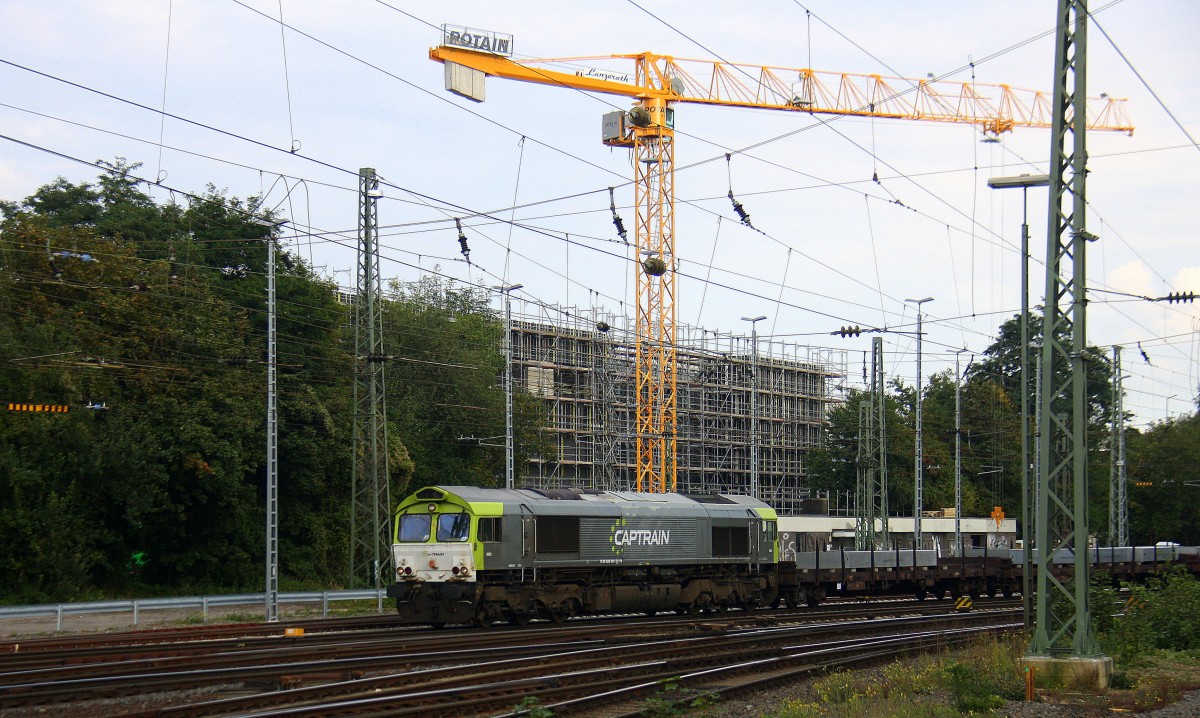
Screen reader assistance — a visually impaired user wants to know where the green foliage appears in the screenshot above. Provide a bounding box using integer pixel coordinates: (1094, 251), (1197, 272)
(1110, 671), (1136, 690)
(640, 678), (714, 717)
(812, 670), (857, 705)
(513, 695), (555, 718)
(1126, 414), (1200, 545)
(1103, 568), (1200, 665)
(0, 162), (550, 602)
(945, 660), (1006, 713)
(767, 636), (1024, 717)
(806, 309), (1198, 547)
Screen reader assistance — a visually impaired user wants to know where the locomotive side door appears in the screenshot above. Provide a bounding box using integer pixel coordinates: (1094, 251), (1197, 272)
(519, 503), (534, 562)
(747, 510), (761, 573)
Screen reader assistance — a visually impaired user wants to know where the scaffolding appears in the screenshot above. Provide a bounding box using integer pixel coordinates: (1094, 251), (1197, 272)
(505, 300), (846, 514)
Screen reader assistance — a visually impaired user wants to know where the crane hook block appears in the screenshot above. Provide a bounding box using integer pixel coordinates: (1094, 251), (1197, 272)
(628, 107), (653, 127)
(642, 256), (668, 276)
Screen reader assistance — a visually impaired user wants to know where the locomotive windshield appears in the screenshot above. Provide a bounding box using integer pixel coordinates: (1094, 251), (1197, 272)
(436, 513), (471, 542)
(397, 514), (432, 542)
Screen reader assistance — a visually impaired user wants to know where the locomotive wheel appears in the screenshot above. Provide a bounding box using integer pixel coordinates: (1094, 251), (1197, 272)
(475, 612), (493, 629)
(914, 589), (928, 601)
(430, 622), (445, 629)
(510, 609), (531, 626)
(549, 600), (573, 624)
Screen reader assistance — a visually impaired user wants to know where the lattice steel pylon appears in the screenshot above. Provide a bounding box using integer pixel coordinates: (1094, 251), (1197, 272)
(350, 168), (392, 590)
(1109, 346), (1128, 547)
(1029, 0), (1100, 658)
(855, 337), (889, 550)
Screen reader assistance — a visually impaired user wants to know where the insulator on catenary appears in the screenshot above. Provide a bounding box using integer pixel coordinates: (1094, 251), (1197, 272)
(727, 190), (753, 229)
(608, 187), (627, 243)
(455, 218), (471, 264)
(1137, 341), (1152, 366)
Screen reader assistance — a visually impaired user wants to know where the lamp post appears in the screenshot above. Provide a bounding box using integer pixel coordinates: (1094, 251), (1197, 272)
(987, 172), (1047, 629)
(904, 296), (934, 548)
(496, 283), (523, 490)
(741, 315), (767, 500)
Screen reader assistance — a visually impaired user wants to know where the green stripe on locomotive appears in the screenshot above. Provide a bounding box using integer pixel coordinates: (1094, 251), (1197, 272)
(393, 486), (505, 570)
(753, 506), (780, 562)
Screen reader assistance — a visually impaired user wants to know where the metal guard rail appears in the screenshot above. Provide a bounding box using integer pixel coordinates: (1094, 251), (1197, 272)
(0, 589), (387, 632)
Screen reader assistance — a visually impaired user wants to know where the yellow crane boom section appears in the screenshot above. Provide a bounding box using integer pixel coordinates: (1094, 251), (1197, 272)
(429, 43), (1133, 494)
(430, 47), (1133, 135)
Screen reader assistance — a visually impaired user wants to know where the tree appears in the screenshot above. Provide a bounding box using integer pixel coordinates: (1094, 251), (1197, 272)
(1126, 413), (1200, 545)
(0, 161), (555, 601)
(382, 275), (552, 494)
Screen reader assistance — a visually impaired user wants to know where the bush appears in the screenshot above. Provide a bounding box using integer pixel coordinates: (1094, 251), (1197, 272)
(1103, 568), (1200, 664)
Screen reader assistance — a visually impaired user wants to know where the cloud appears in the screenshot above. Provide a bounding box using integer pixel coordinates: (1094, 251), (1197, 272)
(1108, 259), (1156, 298)
(1173, 266), (1200, 291)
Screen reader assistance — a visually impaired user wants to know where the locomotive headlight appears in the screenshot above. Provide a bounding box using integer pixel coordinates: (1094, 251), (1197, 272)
(403, 566), (413, 576)
(451, 566), (460, 576)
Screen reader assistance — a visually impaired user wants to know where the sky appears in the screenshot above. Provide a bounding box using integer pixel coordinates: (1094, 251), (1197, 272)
(0, 0), (1196, 430)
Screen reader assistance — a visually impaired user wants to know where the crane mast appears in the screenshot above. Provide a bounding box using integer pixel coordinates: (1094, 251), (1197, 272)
(429, 44), (1132, 495)
(631, 95), (678, 493)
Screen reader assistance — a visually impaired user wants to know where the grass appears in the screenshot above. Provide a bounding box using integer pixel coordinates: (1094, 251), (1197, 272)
(759, 633), (1025, 718)
(754, 634), (1200, 718)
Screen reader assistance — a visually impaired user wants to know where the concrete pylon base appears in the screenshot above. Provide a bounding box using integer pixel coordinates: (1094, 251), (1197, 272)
(1021, 655), (1114, 690)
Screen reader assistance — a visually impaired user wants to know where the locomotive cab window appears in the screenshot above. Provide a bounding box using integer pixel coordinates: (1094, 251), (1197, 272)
(436, 513), (471, 542)
(477, 517), (502, 543)
(397, 514), (432, 542)
(763, 520), (777, 541)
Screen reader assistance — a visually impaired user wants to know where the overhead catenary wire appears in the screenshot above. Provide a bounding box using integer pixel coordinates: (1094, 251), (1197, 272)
(154, 0), (173, 187)
(4, 120), (1182, 375)
(275, 0), (300, 153)
(2, 2), (1190, 411)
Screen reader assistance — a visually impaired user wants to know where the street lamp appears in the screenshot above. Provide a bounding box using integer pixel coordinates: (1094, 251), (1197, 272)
(741, 315), (767, 500)
(904, 296), (934, 548)
(496, 283), (523, 490)
(987, 172), (1047, 629)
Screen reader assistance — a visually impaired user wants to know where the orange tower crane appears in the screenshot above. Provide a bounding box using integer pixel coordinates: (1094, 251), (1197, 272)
(430, 46), (1133, 495)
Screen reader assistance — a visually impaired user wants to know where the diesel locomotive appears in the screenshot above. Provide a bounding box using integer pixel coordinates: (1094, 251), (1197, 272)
(387, 485), (1200, 627)
(386, 485), (778, 627)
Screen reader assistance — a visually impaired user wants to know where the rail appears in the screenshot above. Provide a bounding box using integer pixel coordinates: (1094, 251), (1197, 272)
(0, 589), (387, 632)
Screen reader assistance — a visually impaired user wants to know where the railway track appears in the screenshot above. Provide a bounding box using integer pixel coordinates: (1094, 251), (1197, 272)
(0, 597), (1020, 717)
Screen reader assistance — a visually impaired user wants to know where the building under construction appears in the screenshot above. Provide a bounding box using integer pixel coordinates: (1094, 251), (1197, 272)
(506, 300), (847, 515)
